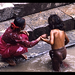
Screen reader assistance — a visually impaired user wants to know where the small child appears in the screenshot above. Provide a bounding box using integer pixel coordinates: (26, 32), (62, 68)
(41, 14), (69, 72)
(0, 17), (47, 66)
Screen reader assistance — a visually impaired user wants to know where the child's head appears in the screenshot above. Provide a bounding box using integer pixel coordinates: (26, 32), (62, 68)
(48, 14), (64, 30)
(14, 17), (25, 30)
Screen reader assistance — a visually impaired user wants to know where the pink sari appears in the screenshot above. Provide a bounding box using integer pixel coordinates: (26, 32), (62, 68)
(0, 26), (39, 58)
(0, 34), (28, 58)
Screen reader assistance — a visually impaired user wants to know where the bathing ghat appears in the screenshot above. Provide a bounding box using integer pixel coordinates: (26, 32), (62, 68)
(0, 3), (75, 68)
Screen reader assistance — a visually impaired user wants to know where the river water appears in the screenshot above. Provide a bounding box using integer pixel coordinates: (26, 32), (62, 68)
(0, 46), (75, 72)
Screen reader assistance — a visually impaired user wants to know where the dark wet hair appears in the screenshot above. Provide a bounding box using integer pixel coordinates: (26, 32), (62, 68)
(14, 17), (25, 28)
(48, 14), (64, 30)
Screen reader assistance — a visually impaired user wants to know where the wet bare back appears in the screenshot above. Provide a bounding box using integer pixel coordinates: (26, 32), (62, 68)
(41, 29), (69, 50)
(50, 29), (68, 50)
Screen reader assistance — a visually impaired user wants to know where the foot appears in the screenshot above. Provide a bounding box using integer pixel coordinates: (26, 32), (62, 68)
(21, 54), (28, 60)
(5, 58), (16, 66)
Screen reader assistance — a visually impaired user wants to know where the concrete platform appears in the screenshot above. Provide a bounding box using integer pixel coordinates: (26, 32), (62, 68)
(0, 3), (75, 68)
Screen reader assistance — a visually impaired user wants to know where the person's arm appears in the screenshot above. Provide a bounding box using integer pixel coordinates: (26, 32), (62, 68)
(40, 34), (50, 44)
(41, 37), (50, 44)
(41, 34), (48, 39)
(65, 33), (69, 45)
(50, 30), (54, 45)
(15, 36), (41, 48)
(41, 31), (54, 45)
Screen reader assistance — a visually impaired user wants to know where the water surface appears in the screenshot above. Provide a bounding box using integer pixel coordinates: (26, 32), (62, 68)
(0, 46), (75, 72)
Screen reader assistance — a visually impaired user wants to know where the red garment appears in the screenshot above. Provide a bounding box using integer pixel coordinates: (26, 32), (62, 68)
(0, 26), (39, 58)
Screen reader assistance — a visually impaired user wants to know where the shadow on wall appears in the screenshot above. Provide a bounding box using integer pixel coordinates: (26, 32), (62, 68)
(28, 18), (75, 41)
(28, 25), (51, 41)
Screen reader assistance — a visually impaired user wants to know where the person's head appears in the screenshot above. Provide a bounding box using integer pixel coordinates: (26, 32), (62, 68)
(11, 17), (25, 30)
(48, 14), (64, 30)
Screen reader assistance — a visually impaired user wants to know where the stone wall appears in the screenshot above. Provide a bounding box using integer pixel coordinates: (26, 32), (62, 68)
(0, 3), (70, 22)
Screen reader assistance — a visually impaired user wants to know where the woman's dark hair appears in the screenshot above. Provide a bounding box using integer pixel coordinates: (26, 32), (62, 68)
(48, 14), (64, 30)
(14, 17), (25, 28)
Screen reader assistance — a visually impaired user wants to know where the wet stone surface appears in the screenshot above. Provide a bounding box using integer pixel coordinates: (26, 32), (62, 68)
(66, 30), (75, 47)
(24, 8), (72, 30)
(58, 3), (75, 19)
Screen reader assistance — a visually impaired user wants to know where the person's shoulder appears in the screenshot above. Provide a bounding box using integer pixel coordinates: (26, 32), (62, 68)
(53, 29), (64, 34)
(6, 26), (11, 30)
(51, 29), (59, 32)
(50, 29), (56, 34)
(59, 30), (65, 35)
(50, 29), (54, 33)
(60, 30), (64, 33)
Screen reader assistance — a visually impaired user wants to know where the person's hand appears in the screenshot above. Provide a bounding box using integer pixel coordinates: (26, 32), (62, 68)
(40, 36), (44, 41)
(37, 36), (41, 41)
(23, 31), (29, 36)
(41, 34), (48, 39)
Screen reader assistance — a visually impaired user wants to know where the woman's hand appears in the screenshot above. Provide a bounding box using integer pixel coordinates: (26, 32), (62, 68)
(41, 34), (48, 39)
(40, 36), (44, 41)
(22, 31), (29, 36)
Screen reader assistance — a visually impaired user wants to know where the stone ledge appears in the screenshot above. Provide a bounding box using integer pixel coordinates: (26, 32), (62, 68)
(0, 3), (71, 22)
(13, 3), (70, 17)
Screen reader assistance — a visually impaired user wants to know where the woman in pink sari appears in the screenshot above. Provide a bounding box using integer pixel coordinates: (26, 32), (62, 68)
(0, 17), (47, 66)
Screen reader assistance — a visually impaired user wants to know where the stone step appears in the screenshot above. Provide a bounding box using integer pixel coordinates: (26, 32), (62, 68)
(0, 3), (70, 22)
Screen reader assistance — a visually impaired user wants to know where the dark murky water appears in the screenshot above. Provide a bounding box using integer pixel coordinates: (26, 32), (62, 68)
(0, 46), (75, 72)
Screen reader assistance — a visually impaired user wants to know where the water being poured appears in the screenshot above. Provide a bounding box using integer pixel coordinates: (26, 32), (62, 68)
(0, 46), (75, 72)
